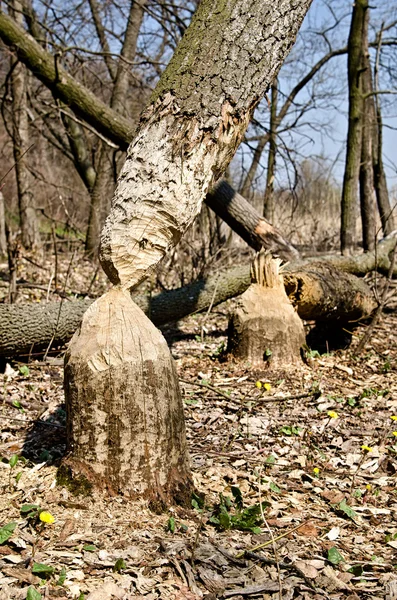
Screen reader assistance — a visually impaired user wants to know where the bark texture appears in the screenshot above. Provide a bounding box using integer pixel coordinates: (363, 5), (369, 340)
(359, 5), (376, 252)
(99, 0), (313, 291)
(283, 262), (376, 322)
(64, 288), (192, 503)
(228, 253), (305, 366)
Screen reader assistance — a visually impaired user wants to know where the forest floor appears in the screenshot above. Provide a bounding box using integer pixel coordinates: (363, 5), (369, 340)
(0, 251), (397, 600)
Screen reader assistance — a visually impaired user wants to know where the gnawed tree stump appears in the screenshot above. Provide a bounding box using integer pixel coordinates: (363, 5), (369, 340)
(63, 288), (192, 506)
(228, 253), (305, 366)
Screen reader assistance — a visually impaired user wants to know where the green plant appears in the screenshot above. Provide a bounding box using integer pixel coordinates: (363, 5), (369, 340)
(279, 425), (302, 436)
(208, 487), (270, 534)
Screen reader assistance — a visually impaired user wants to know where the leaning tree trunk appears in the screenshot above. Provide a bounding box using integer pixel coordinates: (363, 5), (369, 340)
(341, 0), (367, 255)
(63, 0), (313, 503)
(263, 80), (278, 221)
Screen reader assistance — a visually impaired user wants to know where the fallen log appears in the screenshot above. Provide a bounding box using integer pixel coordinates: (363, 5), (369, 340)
(1, 237), (387, 359)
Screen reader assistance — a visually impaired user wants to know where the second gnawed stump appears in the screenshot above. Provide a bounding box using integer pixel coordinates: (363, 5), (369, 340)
(63, 288), (192, 507)
(228, 253), (305, 366)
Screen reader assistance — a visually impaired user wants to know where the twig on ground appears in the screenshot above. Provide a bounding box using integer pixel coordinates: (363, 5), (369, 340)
(236, 520), (310, 559)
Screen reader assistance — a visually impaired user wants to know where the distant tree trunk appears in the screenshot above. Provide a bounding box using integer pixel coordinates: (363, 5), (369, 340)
(263, 80), (278, 221)
(65, 0), (313, 502)
(341, 0), (367, 255)
(0, 191), (7, 256)
(373, 30), (395, 235)
(240, 134), (268, 199)
(9, 0), (40, 249)
(359, 5), (376, 252)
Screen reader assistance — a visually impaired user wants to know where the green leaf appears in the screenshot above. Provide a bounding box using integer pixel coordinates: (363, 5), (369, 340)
(113, 558), (126, 573)
(83, 544), (97, 552)
(32, 562), (55, 576)
(338, 499), (357, 520)
(269, 482), (281, 493)
(0, 521), (17, 544)
(9, 455), (18, 469)
(348, 564), (363, 576)
(15, 472), (23, 484)
(191, 492), (205, 510)
(20, 504), (40, 514)
(19, 365), (30, 377)
(265, 455), (276, 465)
(12, 400), (23, 409)
(166, 517), (176, 534)
(328, 547), (345, 565)
(26, 587), (42, 600)
(57, 567), (67, 586)
(231, 486), (243, 510)
(218, 511), (231, 530)
(184, 398), (198, 406)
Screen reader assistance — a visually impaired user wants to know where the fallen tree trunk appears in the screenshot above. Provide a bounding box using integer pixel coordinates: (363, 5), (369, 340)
(2, 237), (390, 358)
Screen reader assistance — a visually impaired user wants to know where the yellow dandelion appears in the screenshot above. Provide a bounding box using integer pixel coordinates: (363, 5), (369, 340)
(39, 511), (55, 524)
(255, 381), (262, 389)
(313, 467), (320, 475)
(392, 431), (397, 437)
(327, 411), (338, 419)
(390, 416), (397, 421)
(366, 484), (371, 491)
(361, 445), (372, 452)
(264, 383), (271, 391)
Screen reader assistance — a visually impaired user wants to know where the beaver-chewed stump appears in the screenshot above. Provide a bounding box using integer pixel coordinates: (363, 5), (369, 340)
(63, 288), (192, 507)
(228, 252), (305, 367)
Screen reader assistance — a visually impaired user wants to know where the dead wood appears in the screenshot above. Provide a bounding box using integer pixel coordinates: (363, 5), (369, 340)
(0, 242), (383, 358)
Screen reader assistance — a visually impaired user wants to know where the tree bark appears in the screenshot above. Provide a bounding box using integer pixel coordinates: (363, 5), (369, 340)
(9, 0), (40, 249)
(359, 5), (376, 252)
(341, 0), (367, 255)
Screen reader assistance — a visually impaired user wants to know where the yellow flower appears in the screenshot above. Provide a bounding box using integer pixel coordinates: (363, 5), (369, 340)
(390, 416), (397, 421)
(366, 484), (371, 491)
(39, 511), (55, 524)
(313, 467), (320, 475)
(264, 383), (271, 391)
(327, 411), (338, 419)
(255, 381), (262, 389)
(392, 431), (397, 437)
(361, 445), (372, 452)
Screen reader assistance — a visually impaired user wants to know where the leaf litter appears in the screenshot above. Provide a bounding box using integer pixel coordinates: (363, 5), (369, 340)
(0, 261), (397, 598)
